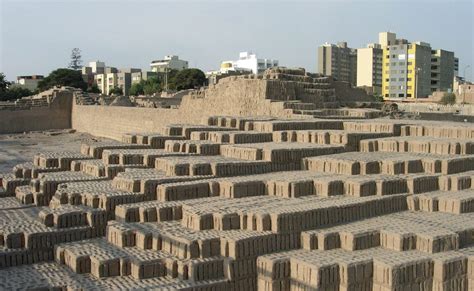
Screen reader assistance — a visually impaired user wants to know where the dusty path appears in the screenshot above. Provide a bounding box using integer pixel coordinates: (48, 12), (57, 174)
(0, 130), (111, 174)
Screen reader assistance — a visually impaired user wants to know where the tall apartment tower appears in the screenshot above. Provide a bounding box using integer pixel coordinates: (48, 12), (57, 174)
(431, 49), (456, 93)
(318, 42), (357, 86)
(382, 41), (432, 99)
(357, 43), (383, 94)
(379, 31), (456, 100)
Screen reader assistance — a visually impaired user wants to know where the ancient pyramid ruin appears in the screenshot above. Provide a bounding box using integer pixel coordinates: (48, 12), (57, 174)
(0, 68), (474, 290)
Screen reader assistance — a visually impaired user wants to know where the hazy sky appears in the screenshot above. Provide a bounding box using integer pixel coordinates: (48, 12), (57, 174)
(1, 0), (473, 81)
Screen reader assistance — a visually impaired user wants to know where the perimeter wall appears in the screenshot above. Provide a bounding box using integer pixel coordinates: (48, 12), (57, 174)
(0, 92), (73, 134)
(71, 78), (297, 139)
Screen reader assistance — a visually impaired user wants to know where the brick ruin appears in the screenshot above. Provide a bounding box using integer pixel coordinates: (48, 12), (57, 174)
(0, 68), (474, 290)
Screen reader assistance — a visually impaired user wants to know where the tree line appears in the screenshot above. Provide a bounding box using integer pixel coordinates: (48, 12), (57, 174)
(1, 49), (206, 101)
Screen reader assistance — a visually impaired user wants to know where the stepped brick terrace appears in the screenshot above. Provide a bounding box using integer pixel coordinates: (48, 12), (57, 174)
(0, 68), (473, 290)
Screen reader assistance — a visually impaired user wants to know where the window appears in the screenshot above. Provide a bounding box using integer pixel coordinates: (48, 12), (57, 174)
(407, 62), (413, 65)
(400, 70), (405, 73)
(407, 94), (412, 97)
(385, 79), (389, 82)
(399, 78), (405, 81)
(385, 94), (389, 97)
(399, 62), (405, 66)
(398, 93), (405, 97)
(407, 78), (412, 81)
(407, 86), (412, 90)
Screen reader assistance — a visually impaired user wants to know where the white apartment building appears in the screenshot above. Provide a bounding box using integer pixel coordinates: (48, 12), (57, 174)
(357, 43), (383, 94)
(89, 61), (106, 74)
(222, 52), (278, 74)
(150, 55), (188, 72)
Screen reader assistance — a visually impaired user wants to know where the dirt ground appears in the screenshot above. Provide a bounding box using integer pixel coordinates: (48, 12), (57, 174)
(0, 130), (111, 174)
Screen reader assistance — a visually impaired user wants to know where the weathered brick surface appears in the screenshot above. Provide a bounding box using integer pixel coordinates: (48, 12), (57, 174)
(1, 108), (474, 290)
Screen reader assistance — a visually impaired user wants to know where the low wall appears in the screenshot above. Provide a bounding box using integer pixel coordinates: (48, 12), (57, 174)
(397, 103), (474, 115)
(418, 112), (474, 123)
(71, 81), (296, 140)
(0, 92), (73, 134)
(71, 106), (204, 140)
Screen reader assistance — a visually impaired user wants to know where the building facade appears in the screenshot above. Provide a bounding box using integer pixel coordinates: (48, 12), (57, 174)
(131, 71), (158, 85)
(229, 52), (278, 74)
(150, 55), (188, 73)
(382, 41), (432, 99)
(318, 42), (357, 86)
(356, 43), (383, 94)
(12, 75), (44, 91)
(380, 32), (457, 100)
(95, 69), (141, 96)
(431, 49), (455, 93)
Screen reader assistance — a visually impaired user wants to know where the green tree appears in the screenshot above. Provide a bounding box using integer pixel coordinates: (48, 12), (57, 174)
(87, 84), (101, 94)
(38, 68), (88, 91)
(0, 86), (33, 102)
(0, 73), (11, 92)
(439, 92), (456, 105)
(109, 86), (123, 95)
(372, 94), (384, 103)
(129, 82), (144, 96)
(143, 77), (161, 95)
(69, 48), (83, 70)
(169, 68), (206, 91)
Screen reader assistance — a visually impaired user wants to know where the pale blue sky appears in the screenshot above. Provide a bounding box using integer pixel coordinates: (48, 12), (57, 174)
(1, 0), (473, 81)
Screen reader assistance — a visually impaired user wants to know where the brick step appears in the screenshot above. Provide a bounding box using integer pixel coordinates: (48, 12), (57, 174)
(190, 130), (273, 144)
(102, 148), (191, 166)
(305, 152), (474, 175)
(360, 136), (474, 155)
(121, 132), (185, 149)
(164, 140), (221, 155)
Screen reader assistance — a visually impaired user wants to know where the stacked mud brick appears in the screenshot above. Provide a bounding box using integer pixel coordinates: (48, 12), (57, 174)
(1, 116), (474, 290)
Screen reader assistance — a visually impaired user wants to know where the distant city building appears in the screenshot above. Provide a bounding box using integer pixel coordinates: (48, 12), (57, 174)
(82, 61), (146, 95)
(11, 75), (44, 91)
(318, 42), (357, 86)
(94, 68), (142, 96)
(454, 57), (459, 76)
(88, 61), (106, 74)
(206, 70), (252, 85)
(131, 71), (158, 85)
(431, 49), (456, 93)
(380, 32), (457, 100)
(150, 55), (188, 73)
(82, 61), (116, 88)
(222, 52), (278, 74)
(357, 43), (383, 94)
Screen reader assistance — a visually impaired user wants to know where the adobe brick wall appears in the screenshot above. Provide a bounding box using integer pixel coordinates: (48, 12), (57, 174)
(0, 91), (73, 134)
(71, 78), (298, 140)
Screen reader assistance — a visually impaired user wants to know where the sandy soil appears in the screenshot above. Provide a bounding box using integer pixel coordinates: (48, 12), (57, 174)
(0, 130), (111, 174)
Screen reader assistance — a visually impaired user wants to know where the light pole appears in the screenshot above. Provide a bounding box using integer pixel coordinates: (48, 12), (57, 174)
(414, 67), (421, 100)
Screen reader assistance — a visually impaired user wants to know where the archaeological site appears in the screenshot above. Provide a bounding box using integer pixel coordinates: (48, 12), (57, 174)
(1, 67), (474, 290)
